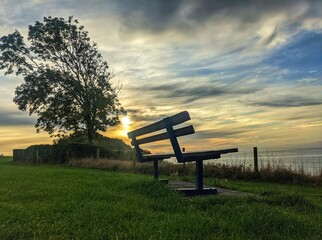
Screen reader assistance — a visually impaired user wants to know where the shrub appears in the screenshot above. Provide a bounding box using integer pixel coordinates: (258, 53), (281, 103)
(22, 145), (55, 163)
(13, 142), (136, 164)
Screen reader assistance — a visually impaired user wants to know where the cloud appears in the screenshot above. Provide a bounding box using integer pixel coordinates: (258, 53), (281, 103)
(116, 0), (184, 33)
(0, 0), (322, 153)
(115, 0), (322, 32)
(0, 110), (36, 126)
(262, 25), (279, 46)
(111, 0), (322, 51)
(129, 81), (260, 104)
(125, 108), (169, 122)
(296, 78), (322, 87)
(252, 96), (322, 107)
(196, 129), (246, 139)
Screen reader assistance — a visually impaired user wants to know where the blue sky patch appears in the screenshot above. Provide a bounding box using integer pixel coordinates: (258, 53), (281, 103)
(263, 30), (322, 83)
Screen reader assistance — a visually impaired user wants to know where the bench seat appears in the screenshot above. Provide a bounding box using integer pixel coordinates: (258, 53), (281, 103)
(142, 148), (238, 163)
(141, 153), (175, 162)
(180, 148), (238, 162)
(127, 111), (238, 195)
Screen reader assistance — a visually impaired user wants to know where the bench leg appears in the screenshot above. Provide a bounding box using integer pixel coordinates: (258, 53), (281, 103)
(196, 160), (203, 190)
(153, 160), (158, 180)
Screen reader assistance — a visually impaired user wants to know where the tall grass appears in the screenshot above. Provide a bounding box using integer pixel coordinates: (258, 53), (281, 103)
(0, 159), (321, 239)
(67, 158), (322, 185)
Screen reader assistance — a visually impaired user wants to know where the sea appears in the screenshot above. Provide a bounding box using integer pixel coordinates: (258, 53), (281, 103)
(164, 148), (322, 176)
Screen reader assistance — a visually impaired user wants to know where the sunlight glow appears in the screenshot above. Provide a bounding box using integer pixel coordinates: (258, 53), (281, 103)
(121, 116), (132, 127)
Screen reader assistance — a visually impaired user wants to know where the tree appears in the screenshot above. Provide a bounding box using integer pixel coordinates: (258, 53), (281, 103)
(0, 16), (125, 143)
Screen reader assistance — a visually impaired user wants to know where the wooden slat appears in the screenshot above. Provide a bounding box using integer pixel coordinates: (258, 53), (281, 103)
(136, 125), (195, 145)
(127, 111), (190, 138)
(140, 148), (238, 163)
(141, 153), (175, 162)
(178, 148), (238, 163)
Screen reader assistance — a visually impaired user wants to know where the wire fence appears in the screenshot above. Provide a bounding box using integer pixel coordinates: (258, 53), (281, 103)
(162, 148), (322, 176)
(215, 148), (322, 176)
(13, 146), (322, 176)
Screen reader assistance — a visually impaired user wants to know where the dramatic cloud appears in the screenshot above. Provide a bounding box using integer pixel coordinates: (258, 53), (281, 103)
(132, 82), (260, 103)
(252, 96), (322, 108)
(0, 0), (322, 154)
(0, 110), (36, 126)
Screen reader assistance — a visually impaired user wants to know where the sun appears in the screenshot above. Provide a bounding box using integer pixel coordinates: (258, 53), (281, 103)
(121, 116), (132, 127)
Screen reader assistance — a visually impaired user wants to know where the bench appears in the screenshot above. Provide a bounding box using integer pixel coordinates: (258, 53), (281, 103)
(127, 111), (238, 196)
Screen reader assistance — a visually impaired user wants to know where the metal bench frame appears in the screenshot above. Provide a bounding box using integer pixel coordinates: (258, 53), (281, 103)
(127, 111), (238, 196)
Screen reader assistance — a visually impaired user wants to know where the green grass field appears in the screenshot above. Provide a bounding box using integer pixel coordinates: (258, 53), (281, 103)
(0, 157), (321, 239)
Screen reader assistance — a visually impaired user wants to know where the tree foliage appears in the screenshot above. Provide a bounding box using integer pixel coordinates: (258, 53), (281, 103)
(0, 16), (124, 143)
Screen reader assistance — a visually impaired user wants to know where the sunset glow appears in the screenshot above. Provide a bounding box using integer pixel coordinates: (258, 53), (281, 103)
(0, 1), (321, 155)
(121, 116), (132, 128)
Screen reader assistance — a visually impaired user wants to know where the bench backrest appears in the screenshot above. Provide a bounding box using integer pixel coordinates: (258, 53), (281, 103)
(127, 111), (195, 162)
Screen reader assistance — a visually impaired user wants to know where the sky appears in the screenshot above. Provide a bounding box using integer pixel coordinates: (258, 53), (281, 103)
(0, 0), (322, 155)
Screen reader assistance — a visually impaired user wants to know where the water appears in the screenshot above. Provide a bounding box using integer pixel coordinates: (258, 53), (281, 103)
(165, 148), (322, 176)
(217, 148), (322, 176)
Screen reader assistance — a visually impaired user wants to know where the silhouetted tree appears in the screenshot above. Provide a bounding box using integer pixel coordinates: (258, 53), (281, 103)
(0, 16), (124, 143)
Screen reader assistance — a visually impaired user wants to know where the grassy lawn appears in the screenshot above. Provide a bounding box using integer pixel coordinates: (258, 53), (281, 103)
(0, 157), (321, 240)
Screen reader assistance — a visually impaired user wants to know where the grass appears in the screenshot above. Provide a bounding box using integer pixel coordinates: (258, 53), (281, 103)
(68, 158), (322, 185)
(0, 156), (321, 239)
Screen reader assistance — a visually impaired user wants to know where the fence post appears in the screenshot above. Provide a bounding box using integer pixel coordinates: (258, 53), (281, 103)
(253, 147), (258, 173)
(196, 160), (203, 190)
(96, 148), (100, 160)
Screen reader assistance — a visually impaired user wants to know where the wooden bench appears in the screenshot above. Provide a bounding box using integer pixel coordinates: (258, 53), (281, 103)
(127, 111), (238, 196)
